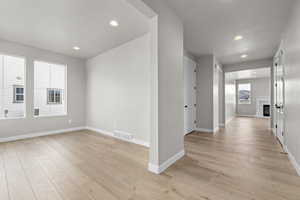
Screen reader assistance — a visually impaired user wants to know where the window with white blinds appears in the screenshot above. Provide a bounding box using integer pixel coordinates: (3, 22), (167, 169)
(34, 61), (67, 117)
(0, 54), (26, 119)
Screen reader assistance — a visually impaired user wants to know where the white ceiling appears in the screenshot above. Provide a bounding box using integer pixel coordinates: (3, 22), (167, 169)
(166, 0), (294, 65)
(227, 67), (270, 80)
(0, 0), (149, 59)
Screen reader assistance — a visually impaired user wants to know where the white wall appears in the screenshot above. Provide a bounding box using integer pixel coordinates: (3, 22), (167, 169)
(196, 55), (214, 131)
(213, 62), (219, 131)
(236, 78), (270, 116)
(137, 0), (184, 168)
(196, 55), (223, 131)
(86, 34), (151, 144)
(225, 74), (236, 123)
(280, 0), (300, 173)
(213, 58), (223, 131)
(0, 39), (86, 138)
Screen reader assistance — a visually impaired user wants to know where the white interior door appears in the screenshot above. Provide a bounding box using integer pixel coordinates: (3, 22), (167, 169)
(184, 56), (197, 135)
(274, 50), (285, 146)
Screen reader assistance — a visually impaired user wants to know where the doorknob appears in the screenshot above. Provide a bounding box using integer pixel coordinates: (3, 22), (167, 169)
(184, 105), (188, 108)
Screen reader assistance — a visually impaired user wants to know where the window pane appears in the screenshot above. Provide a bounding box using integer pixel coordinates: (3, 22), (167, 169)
(16, 87), (24, 94)
(34, 61), (66, 117)
(50, 91), (55, 103)
(55, 91), (61, 103)
(238, 83), (251, 104)
(0, 55), (25, 119)
(48, 90), (55, 103)
(16, 95), (24, 101)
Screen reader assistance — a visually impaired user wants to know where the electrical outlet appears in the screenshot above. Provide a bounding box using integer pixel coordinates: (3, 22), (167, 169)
(68, 119), (72, 124)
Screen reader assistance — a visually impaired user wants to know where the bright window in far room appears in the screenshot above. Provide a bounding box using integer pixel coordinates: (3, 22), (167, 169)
(47, 88), (62, 104)
(13, 85), (25, 103)
(238, 83), (251, 104)
(0, 54), (26, 119)
(34, 61), (67, 117)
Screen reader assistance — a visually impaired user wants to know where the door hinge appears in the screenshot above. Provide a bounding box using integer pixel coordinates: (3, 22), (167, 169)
(275, 83), (278, 87)
(194, 104), (197, 107)
(275, 124), (278, 128)
(194, 86), (197, 90)
(194, 69), (197, 73)
(194, 120), (197, 124)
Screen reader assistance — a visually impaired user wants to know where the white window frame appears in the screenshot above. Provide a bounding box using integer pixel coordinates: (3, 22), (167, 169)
(33, 60), (67, 118)
(0, 53), (26, 120)
(238, 83), (251, 104)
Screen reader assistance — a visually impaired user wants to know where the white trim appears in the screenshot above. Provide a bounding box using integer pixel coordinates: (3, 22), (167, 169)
(148, 150), (185, 174)
(285, 146), (300, 176)
(85, 126), (150, 148)
(272, 128), (276, 136)
(255, 115), (271, 119)
(213, 127), (220, 133)
(237, 114), (256, 118)
(237, 115), (270, 119)
(195, 128), (213, 133)
(0, 127), (85, 143)
(226, 116), (235, 124)
(86, 126), (113, 137)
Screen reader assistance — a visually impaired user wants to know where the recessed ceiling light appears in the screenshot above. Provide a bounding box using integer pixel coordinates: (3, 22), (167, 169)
(234, 35), (243, 41)
(110, 20), (119, 27)
(73, 46), (80, 50)
(241, 54), (248, 58)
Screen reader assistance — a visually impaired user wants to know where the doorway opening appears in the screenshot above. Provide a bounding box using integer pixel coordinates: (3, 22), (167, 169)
(224, 67), (272, 128)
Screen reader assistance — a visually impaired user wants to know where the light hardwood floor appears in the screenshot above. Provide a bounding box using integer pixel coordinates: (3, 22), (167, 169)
(0, 117), (300, 200)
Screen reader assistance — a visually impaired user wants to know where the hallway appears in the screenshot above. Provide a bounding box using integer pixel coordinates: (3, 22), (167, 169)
(169, 117), (300, 199)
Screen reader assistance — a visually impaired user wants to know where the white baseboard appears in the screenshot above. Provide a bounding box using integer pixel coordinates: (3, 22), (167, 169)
(272, 128), (276, 136)
(148, 150), (185, 174)
(0, 127), (86, 143)
(214, 127), (220, 133)
(256, 115), (271, 119)
(225, 116), (235, 124)
(237, 115), (256, 118)
(237, 115), (270, 119)
(85, 126), (150, 148)
(285, 146), (300, 176)
(195, 128), (213, 133)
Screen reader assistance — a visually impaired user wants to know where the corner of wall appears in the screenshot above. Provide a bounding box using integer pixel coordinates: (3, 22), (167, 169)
(148, 149), (185, 174)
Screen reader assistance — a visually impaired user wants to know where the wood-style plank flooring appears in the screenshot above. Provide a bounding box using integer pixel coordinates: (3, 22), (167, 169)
(0, 117), (300, 200)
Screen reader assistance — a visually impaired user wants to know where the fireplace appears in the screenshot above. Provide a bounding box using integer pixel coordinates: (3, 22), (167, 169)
(256, 97), (271, 118)
(263, 105), (270, 117)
